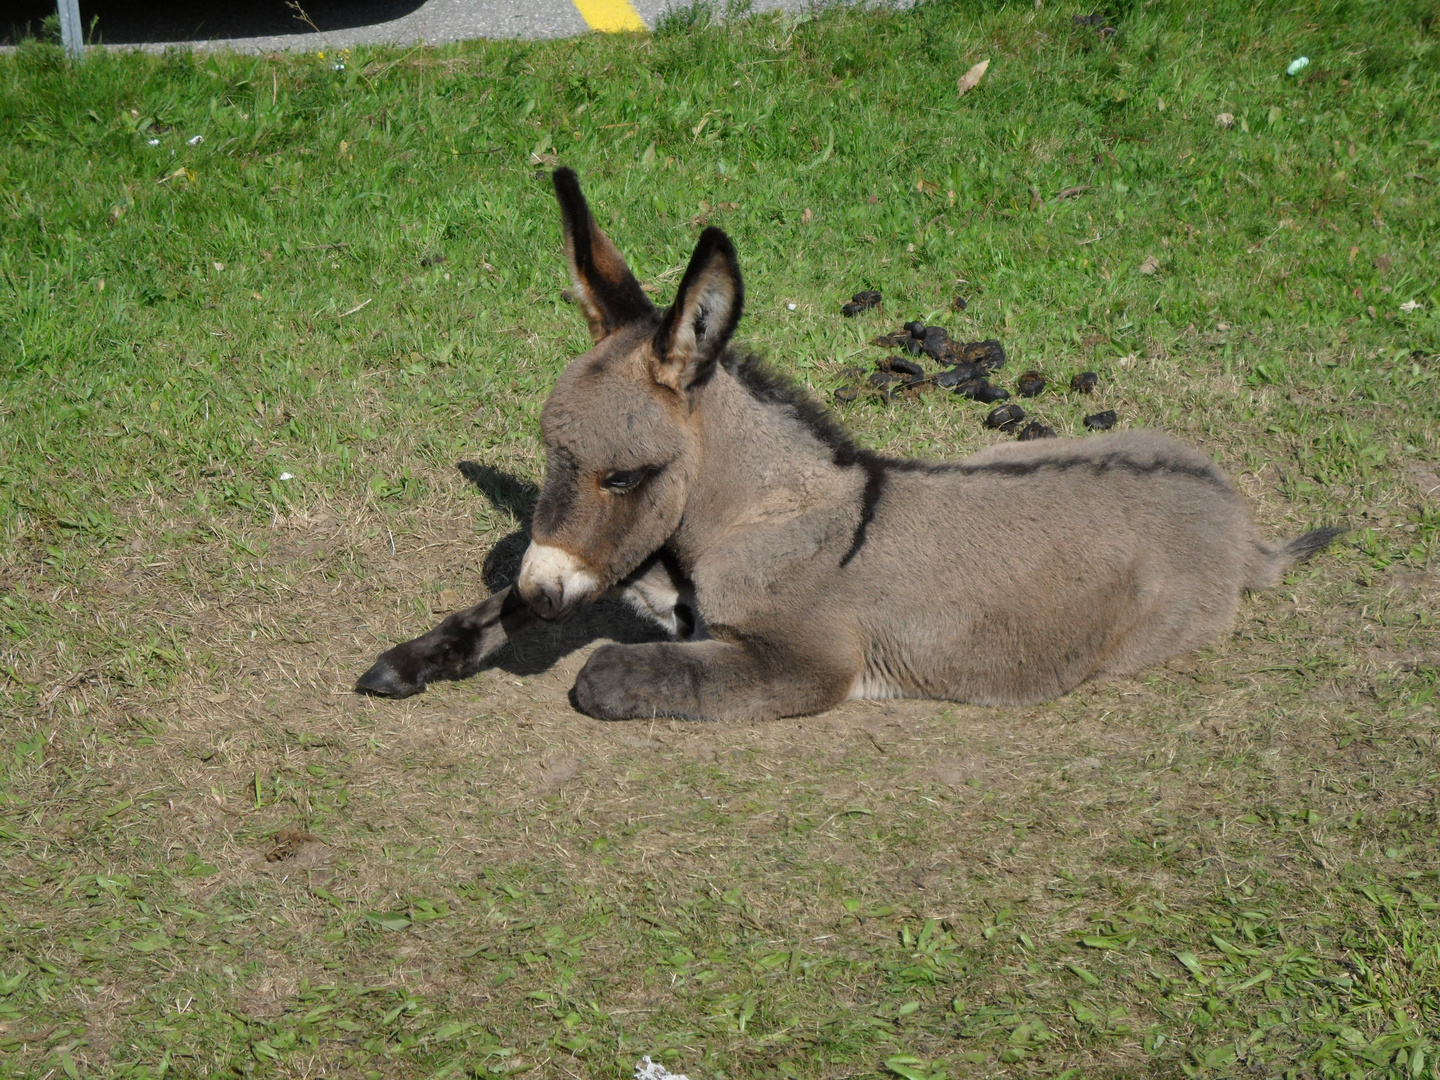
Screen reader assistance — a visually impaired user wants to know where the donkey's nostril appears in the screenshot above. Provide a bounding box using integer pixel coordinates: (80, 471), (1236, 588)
(527, 584), (562, 620)
(517, 542), (599, 619)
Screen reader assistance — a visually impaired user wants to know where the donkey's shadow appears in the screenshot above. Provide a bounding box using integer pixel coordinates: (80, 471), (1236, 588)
(456, 461), (667, 678)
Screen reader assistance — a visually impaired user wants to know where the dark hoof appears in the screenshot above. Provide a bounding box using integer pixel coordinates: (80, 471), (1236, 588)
(355, 658), (425, 698)
(572, 645), (640, 721)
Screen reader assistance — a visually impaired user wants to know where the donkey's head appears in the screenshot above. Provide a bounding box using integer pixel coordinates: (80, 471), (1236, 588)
(516, 168), (744, 620)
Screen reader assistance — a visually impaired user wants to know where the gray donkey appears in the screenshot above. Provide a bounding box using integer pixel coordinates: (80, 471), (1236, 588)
(356, 168), (1341, 721)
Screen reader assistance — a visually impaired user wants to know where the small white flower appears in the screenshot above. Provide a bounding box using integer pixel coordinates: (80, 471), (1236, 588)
(787, 303), (797, 311)
(278, 472), (295, 481)
(147, 138), (160, 146)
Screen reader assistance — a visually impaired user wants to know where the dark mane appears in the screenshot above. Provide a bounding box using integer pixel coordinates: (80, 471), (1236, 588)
(722, 350), (914, 567)
(722, 351), (958, 472)
(722, 351), (873, 469)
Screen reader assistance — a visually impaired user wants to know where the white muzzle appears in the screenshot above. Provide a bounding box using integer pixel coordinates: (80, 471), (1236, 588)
(516, 543), (600, 619)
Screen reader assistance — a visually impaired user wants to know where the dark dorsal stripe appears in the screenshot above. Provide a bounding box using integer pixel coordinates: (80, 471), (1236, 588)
(840, 458), (887, 568)
(954, 450), (1232, 491)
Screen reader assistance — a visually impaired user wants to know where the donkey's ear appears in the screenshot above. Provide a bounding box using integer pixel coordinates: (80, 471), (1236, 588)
(552, 168), (653, 342)
(652, 227), (744, 393)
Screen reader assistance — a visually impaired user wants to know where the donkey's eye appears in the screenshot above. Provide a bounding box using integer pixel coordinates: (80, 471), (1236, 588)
(602, 469), (646, 493)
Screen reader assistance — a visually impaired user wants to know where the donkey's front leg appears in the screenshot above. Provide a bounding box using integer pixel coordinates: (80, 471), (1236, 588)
(572, 640), (855, 722)
(356, 586), (537, 698)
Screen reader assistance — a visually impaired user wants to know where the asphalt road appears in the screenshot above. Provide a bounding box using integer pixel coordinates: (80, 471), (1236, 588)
(3, 0), (820, 50)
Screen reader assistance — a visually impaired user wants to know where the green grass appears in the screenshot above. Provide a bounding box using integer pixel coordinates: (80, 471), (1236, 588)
(2, 0), (1439, 1077)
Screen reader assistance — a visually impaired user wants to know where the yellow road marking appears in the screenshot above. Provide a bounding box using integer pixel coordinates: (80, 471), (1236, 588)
(572, 0), (648, 32)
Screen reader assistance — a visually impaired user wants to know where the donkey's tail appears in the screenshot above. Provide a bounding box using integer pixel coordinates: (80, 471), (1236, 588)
(1247, 525), (1347, 590)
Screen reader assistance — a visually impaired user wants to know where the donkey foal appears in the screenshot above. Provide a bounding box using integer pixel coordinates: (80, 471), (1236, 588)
(356, 168), (1341, 721)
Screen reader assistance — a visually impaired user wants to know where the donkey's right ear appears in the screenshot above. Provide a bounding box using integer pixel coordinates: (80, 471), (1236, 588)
(552, 168), (653, 342)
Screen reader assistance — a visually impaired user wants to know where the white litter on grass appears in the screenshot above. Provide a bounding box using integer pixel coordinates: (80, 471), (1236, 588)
(187, 135), (204, 146)
(635, 1057), (690, 1080)
(1400, 300), (1421, 312)
(787, 302), (798, 310)
(147, 138), (160, 146)
(278, 472), (295, 481)
(1287, 56), (1310, 76)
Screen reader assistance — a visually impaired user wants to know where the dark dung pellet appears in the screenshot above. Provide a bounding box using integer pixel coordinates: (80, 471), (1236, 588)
(1084, 409), (1118, 431)
(951, 378), (990, 399)
(1071, 371), (1099, 393)
(1017, 370), (1046, 397)
(952, 295), (968, 311)
(883, 356), (925, 377)
(842, 290), (881, 317)
(934, 365), (981, 389)
(941, 361), (985, 380)
(869, 371), (901, 389)
(834, 387), (861, 403)
(957, 339), (1006, 373)
(1016, 421), (1057, 441)
(903, 338), (925, 356)
(985, 403), (1027, 431)
(921, 326), (952, 361)
(975, 383), (1011, 404)
(904, 320), (928, 338)
(871, 332), (911, 348)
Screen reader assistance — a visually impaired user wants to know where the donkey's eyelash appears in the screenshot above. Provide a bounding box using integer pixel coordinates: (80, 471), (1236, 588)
(601, 468), (650, 493)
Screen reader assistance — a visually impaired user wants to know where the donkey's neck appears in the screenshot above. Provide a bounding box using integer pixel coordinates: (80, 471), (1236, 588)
(671, 359), (855, 565)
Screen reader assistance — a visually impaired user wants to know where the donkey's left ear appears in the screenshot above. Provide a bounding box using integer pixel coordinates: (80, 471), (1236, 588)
(652, 227), (744, 393)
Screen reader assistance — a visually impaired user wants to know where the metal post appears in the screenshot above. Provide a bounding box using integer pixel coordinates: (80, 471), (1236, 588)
(56, 0), (84, 60)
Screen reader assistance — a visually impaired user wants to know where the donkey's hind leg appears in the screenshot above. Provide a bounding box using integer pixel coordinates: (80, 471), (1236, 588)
(572, 639), (855, 722)
(355, 586), (538, 698)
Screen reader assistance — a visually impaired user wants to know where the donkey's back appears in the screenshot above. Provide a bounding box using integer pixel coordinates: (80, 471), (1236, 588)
(830, 430), (1307, 706)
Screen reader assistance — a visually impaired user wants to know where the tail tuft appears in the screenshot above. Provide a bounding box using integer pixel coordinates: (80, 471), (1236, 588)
(1283, 525), (1347, 564)
(1249, 524), (1347, 589)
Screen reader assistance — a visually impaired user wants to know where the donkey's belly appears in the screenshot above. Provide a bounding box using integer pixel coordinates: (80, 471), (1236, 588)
(845, 669), (909, 701)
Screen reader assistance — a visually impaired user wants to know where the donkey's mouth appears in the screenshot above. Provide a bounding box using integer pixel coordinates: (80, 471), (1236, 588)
(516, 542), (602, 620)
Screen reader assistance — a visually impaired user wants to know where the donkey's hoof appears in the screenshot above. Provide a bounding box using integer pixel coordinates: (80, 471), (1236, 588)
(355, 659), (424, 699)
(572, 646), (647, 721)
